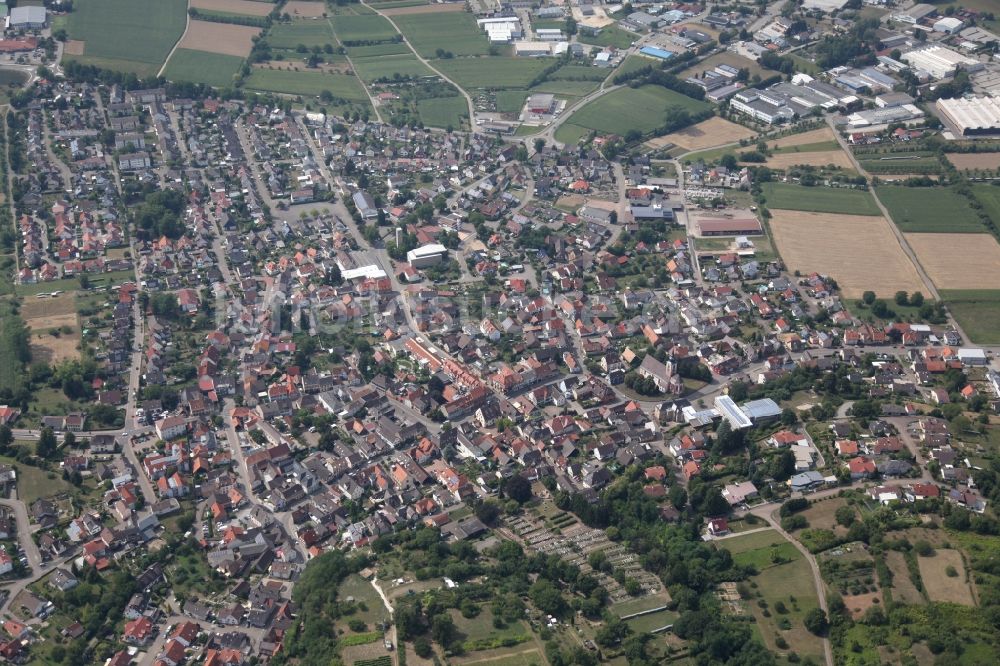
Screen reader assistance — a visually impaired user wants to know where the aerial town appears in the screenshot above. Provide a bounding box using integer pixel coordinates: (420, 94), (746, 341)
(0, 0), (999, 665)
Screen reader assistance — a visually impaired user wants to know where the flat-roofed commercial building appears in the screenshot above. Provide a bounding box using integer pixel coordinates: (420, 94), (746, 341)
(936, 96), (1000, 136)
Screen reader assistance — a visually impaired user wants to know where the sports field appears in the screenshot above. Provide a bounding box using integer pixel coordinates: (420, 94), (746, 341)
(769, 210), (925, 298)
(941, 289), (1000, 345)
(351, 54), (433, 82)
(905, 233), (1000, 290)
(434, 57), (551, 90)
(244, 68), (369, 100)
(268, 20), (337, 50)
(761, 183), (880, 216)
(163, 49), (245, 88)
(393, 11), (490, 57)
(332, 14), (399, 42)
(62, 0), (188, 76)
(656, 116), (755, 152)
(876, 186), (984, 233)
(555, 85), (710, 143)
(416, 96), (467, 129)
(178, 21), (260, 57)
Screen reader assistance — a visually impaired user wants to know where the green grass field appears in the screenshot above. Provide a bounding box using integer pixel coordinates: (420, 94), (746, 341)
(496, 90), (528, 114)
(332, 14), (399, 42)
(433, 56), (550, 90)
(555, 85), (710, 143)
(942, 289), (1000, 344)
(348, 41), (411, 58)
(578, 25), (639, 49)
(267, 20), (337, 50)
(393, 11), (490, 57)
(163, 49), (244, 88)
(530, 79), (600, 97)
(63, 0), (188, 76)
(548, 64), (608, 81)
(761, 182), (880, 216)
(351, 54), (432, 81)
(877, 186), (984, 233)
(244, 68), (369, 100)
(416, 96), (467, 129)
(972, 184), (1000, 222)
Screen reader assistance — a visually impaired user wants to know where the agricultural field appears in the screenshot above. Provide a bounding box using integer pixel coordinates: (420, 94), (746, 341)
(190, 0), (273, 16)
(178, 21), (260, 57)
(763, 149), (852, 171)
(331, 14), (399, 42)
(163, 49), (245, 88)
(768, 126), (836, 149)
(382, 2), (463, 14)
(244, 67), (369, 101)
(267, 20), (337, 50)
(351, 54), (433, 82)
(555, 85), (710, 143)
(972, 183), (1000, 220)
(433, 57), (550, 90)
(761, 183), (880, 216)
(768, 210), (925, 298)
(348, 42), (411, 58)
(877, 186), (984, 233)
(284, 0), (329, 18)
(857, 150), (942, 175)
(946, 152), (1000, 171)
(62, 0), (188, 76)
(905, 233), (1000, 290)
(393, 11), (490, 57)
(658, 116), (755, 153)
(917, 549), (976, 606)
(940, 289), (1000, 345)
(416, 96), (467, 129)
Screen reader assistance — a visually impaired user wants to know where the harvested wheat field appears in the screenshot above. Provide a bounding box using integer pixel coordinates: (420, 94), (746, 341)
(178, 21), (260, 57)
(769, 126), (835, 149)
(764, 149), (852, 170)
(918, 549), (975, 606)
(284, 0), (329, 17)
(382, 3), (464, 14)
(656, 116), (755, 152)
(191, 0), (274, 15)
(905, 233), (1000, 289)
(947, 152), (1000, 171)
(64, 40), (85, 56)
(769, 210), (924, 298)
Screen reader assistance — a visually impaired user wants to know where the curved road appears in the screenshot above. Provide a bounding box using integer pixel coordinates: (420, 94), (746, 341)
(157, 0), (192, 79)
(363, 1), (479, 133)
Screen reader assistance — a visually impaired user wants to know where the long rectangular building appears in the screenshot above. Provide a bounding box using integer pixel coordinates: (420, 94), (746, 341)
(936, 96), (1000, 136)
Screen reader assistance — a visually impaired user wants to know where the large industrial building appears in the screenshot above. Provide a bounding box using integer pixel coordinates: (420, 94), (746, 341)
(936, 96), (1000, 136)
(901, 45), (983, 80)
(407, 244), (448, 269)
(8, 5), (46, 29)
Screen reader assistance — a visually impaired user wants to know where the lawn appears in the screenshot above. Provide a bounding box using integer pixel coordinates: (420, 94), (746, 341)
(267, 20), (337, 50)
(351, 54), (433, 81)
(434, 57), (551, 90)
(17, 270), (136, 297)
(495, 90), (528, 114)
(450, 606), (530, 652)
(63, 0), (188, 76)
(761, 182), (880, 216)
(876, 186), (984, 233)
(244, 68), (369, 101)
(6, 457), (75, 505)
(339, 574), (389, 629)
(394, 12), (490, 57)
(530, 79), (600, 97)
(416, 96), (467, 129)
(555, 85), (710, 142)
(163, 49), (245, 88)
(578, 25), (639, 49)
(548, 64), (608, 82)
(719, 529), (789, 555)
(749, 556), (823, 662)
(941, 289), (1000, 345)
(626, 609), (678, 633)
(971, 183), (1000, 221)
(331, 14), (399, 42)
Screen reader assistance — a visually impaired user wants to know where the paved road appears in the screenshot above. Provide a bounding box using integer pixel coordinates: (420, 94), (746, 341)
(0, 499), (42, 572)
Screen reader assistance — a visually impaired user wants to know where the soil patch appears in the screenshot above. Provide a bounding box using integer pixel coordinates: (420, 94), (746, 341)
(177, 20), (260, 57)
(655, 116), (755, 152)
(769, 126), (835, 149)
(64, 40), (85, 56)
(906, 233), (1000, 289)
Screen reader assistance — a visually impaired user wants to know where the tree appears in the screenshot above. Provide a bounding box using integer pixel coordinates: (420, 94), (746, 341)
(431, 613), (456, 647)
(505, 475), (532, 503)
(835, 505), (855, 527)
(910, 291), (924, 307)
(414, 637), (433, 658)
(862, 291), (876, 305)
(0, 425), (11, 450)
(475, 500), (501, 525)
(36, 427), (57, 459)
(894, 290), (909, 306)
(804, 608), (828, 635)
(780, 408), (797, 426)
